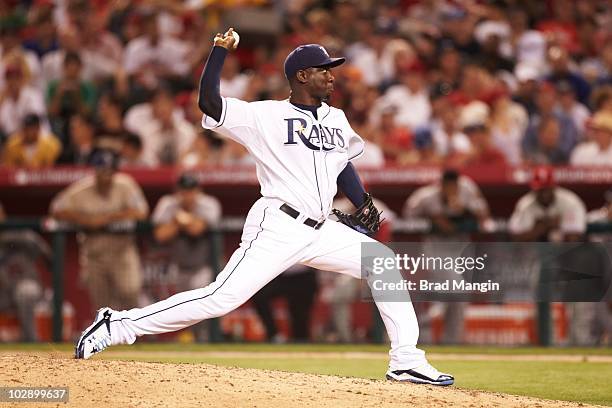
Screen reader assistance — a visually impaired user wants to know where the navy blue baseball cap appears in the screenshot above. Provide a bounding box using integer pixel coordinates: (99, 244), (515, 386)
(176, 172), (199, 190)
(284, 44), (345, 79)
(89, 148), (120, 170)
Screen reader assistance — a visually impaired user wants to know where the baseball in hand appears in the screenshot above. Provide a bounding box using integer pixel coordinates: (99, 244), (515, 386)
(230, 30), (240, 49)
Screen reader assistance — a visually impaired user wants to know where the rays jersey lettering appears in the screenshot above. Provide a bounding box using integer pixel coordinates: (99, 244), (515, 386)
(202, 97), (364, 220)
(284, 118), (346, 151)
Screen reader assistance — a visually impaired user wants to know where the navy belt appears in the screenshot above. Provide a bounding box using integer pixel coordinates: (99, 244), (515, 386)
(279, 204), (325, 229)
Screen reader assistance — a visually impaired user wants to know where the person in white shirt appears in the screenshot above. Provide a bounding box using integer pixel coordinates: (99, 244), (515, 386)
(219, 54), (250, 99)
(370, 62), (431, 132)
(490, 92), (529, 165)
(152, 172), (222, 341)
(345, 22), (387, 88)
(123, 10), (191, 91)
(403, 170), (492, 344)
(429, 95), (471, 157)
(123, 87), (196, 166)
(509, 166), (592, 347)
(0, 63), (47, 137)
(570, 111), (612, 166)
(42, 25), (119, 90)
(509, 166), (586, 242)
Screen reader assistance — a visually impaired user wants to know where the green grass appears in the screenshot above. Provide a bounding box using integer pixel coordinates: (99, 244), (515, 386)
(2, 343), (611, 405)
(1, 342), (612, 355)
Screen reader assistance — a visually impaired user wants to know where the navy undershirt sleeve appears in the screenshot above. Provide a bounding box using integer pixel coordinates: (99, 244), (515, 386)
(337, 162), (366, 207)
(198, 46), (228, 122)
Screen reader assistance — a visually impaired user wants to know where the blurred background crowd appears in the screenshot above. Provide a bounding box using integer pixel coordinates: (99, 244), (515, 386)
(0, 0), (610, 347)
(0, 0), (611, 169)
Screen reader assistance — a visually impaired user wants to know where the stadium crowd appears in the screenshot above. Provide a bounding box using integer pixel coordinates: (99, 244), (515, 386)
(0, 0), (611, 169)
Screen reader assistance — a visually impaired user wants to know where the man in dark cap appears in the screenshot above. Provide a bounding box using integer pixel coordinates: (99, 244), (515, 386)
(50, 148), (148, 311)
(76, 29), (454, 387)
(151, 172), (221, 341)
(2, 113), (61, 168)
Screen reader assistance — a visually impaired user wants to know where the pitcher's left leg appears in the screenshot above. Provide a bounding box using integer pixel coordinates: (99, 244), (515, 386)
(301, 220), (454, 386)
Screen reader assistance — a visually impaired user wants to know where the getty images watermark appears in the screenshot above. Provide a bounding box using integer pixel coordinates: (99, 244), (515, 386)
(360, 242), (612, 302)
(371, 252), (497, 293)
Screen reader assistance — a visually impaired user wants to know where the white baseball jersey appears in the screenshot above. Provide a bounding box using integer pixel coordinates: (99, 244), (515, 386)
(201, 98), (365, 221)
(508, 187), (587, 236)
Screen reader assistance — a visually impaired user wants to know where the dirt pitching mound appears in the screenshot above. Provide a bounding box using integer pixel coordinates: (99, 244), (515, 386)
(0, 353), (598, 408)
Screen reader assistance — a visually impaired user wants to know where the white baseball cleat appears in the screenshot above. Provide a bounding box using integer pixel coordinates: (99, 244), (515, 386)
(75, 308), (114, 359)
(386, 362), (454, 386)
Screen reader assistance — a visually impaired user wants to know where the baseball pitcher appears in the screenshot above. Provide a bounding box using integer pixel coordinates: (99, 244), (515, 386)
(75, 29), (453, 386)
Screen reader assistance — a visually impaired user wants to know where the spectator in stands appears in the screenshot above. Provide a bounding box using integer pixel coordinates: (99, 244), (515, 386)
(536, 0), (579, 54)
(46, 51), (97, 144)
(22, 7), (59, 59)
(404, 169), (492, 343)
(522, 82), (578, 164)
(0, 60), (46, 138)
(40, 18), (126, 96)
(371, 105), (413, 165)
(556, 80), (590, 140)
(408, 128), (443, 165)
(509, 166), (586, 243)
(220, 54), (250, 99)
(546, 46), (591, 105)
(124, 86), (196, 166)
(439, 7), (480, 58)
(512, 62), (541, 115)
(180, 131), (223, 168)
(96, 92), (126, 138)
(0, 21), (43, 91)
(0, 203), (50, 342)
(592, 85), (612, 114)
(489, 89), (528, 165)
(50, 149), (148, 311)
(76, 6), (124, 86)
(41, 25), (84, 88)
(450, 101), (507, 168)
(152, 172), (221, 342)
(473, 14), (514, 74)
(429, 93), (471, 158)
(570, 111), (612, 166)
(123, 10), (191, 96)
(508, 8), (546, 68)
(2, 114), (60, 168)
(57, 113), (95, 165)
(524, 116), (571, 165)
(371, 61), (431, 132)
(449, 64), (492, 105)
(351, 125), (385, 169)
(120, 133), (146, 168)
(344, 20), (387, 88)
(595, 43), (612, 86)
(430, 43), (462, 96)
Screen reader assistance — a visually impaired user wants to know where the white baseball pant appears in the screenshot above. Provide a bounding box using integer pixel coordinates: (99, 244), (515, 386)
(108, 197), (426, 370)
